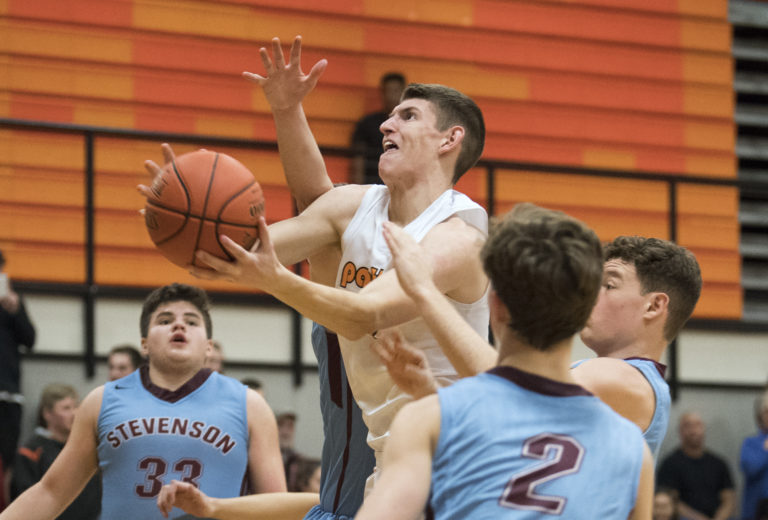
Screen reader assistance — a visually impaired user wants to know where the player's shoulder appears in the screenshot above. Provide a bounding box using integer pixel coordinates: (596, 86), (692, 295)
(572, 358), (653, 400)
(424, 215), (485, 245)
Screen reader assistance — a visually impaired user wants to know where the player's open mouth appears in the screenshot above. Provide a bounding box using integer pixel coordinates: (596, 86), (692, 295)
(170, 332), (187, 345)
(382, 139), (398, 153)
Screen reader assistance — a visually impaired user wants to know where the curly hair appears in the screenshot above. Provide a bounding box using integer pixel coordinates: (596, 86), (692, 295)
(481, 203), (603, 351)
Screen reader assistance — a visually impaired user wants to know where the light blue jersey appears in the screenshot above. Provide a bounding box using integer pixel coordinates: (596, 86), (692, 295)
(623, 357), (670, 460)
(97, 367), (249, 520)
(306, 323), (375, 520)
(430, 366), (645, 519)
(571, 357), (669, 459)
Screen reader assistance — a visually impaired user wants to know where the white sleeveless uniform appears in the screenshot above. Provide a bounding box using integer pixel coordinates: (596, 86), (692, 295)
(334, 185), (489, 485)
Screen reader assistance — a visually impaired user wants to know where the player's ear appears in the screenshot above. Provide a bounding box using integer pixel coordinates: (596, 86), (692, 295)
(643, 292), (669, 320)
(488, 289), (510, 328)
(439, 126), (464, 155)
(140, 338), (149, 358)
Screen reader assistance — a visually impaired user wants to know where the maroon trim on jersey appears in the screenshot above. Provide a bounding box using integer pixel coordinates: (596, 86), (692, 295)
(139, 365), (213, 403)
(326, 330), (343, 408)
(624, 357), (667, 378)
(487, 366), (593, 397)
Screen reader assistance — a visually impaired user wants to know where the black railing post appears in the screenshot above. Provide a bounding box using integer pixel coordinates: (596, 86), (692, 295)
(84, 132), (96, 379)
(668, 180), (678, 400)
(486, 165), (496, 216)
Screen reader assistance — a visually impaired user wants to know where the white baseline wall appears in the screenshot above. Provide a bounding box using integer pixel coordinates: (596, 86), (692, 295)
(17, 293), (768, 514)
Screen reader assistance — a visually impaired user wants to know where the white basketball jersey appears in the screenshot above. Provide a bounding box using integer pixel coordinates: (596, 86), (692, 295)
(335, 185), (489, 463)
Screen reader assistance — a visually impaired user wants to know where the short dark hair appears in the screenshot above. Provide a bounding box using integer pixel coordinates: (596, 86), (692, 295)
(380, 72), (406, 88)
(604, 236), (701, 341)
(401, 83), (485, 184)
(241, 378), (263, 391)
(0, 249), (5, 269)
(109, 344), (143, 370)
(481, 203), (603, 351)
(37, 383), (78, 428)
(140, 283), (212, 339)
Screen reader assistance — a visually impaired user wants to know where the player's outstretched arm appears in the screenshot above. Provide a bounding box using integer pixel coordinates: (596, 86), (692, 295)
(245, 389), (288, 493)
(355, 396), (439, 520)
(193, 213), (487, 341)
(628, 442), (654, 520)
(157, 481), (318, 520)
(0, 388), (102, 520)
(382, 221), (496, 377)
(243, 35), (333, 211)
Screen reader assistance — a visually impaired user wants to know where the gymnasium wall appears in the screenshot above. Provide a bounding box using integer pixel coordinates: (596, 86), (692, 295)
(1, 0), (740, 318)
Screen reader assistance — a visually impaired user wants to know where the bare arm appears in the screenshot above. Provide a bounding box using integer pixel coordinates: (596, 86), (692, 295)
(355, 396), (439, 520)
(382, 222), (495, 377)
(157, 480), (318, 520)
(570, 358), (655, 432)
(712, 489), (735, 520)
(245, 389), (287, 493)
(0, 388), (102, 520)
(628, 443), (654, 520)
(192, 214), (487, 341)
(243, 36), (332, 211)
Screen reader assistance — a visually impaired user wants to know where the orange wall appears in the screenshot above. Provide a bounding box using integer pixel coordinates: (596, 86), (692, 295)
(0, 0), (740, 317)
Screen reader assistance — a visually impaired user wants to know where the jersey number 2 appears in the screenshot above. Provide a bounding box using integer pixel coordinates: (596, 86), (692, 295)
(136, 456), (203, 498)
(499, 433), (584, 515)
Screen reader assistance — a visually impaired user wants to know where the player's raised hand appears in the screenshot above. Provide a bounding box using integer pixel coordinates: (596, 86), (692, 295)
(243, 35), (327, 112)
(156, 480), (214, 518)
(382, 221), (437, 303)
(372, 329), (438, 399)
(138, 143), (177, 199)
(190, 216), (287, 293)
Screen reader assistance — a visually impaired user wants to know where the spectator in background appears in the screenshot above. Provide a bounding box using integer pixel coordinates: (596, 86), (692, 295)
(295, 458), (321, 494)
(276, 412), (302, 491)
(205, 340), (224, 373)
(350, 72), (406, 184)
(658, 412), (735, 520)
(741, 388), (768, 520)
(0, 248), (36, 507)
(106, 344), (142, 381)
(11, 383), (101, 520)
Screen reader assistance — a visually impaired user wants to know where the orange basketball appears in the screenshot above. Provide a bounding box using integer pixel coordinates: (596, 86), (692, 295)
(143, 149), (265, 268)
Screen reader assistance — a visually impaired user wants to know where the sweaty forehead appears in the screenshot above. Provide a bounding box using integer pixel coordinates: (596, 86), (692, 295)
(603, 259), (635, 278)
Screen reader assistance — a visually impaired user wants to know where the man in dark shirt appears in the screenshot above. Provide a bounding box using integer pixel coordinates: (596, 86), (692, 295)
(657, 412), (735, 520)
(0, 249), (36, 507)
(11, 384), (101, 520)
(350, 72), (406, 184)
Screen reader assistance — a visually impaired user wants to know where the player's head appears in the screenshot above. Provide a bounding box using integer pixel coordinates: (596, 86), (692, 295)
(399, 83), (485, 183)
(581, 236), (701, 355)
(379, 72), (406, 113)
(37, 383), (78, 439)
(481, 203), (603, 351)
(139, 284), (214, 370)
(140, 283), (213, 339)
(0, 248), (5, 271)
(108, 343), (143, 381)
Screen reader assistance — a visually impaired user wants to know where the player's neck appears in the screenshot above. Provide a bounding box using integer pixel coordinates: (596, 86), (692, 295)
(386, 171), (452, 226)
(599, 336), (666, 362)
(497, 338), (577, 385)
(147, 363), (202, 391)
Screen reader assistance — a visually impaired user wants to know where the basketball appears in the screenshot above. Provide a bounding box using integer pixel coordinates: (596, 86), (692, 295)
(143, 149), (265, 268)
